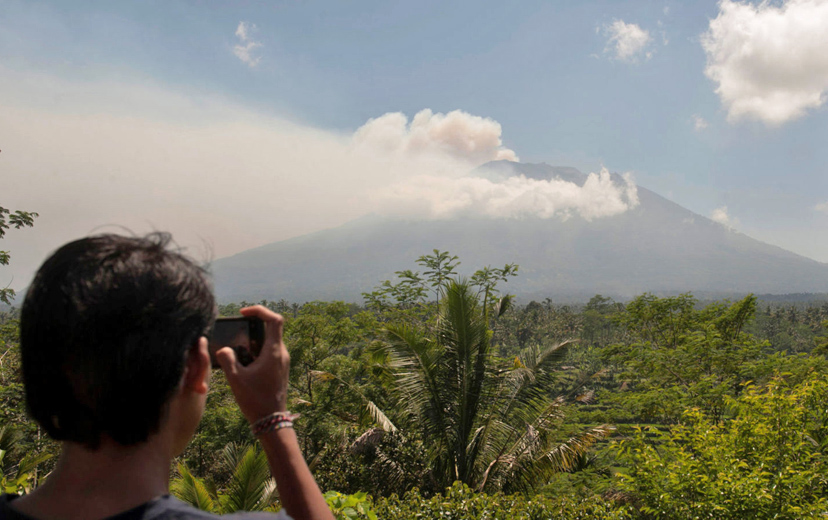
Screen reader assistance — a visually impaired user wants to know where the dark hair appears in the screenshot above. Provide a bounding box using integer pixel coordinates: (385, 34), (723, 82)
(20, 233), (216, 448)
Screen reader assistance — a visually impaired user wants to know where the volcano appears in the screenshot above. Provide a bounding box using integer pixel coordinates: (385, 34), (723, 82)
(211, 161), (828, 303)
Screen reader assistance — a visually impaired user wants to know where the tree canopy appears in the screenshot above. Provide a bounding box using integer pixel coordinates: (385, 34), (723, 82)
(0, 206), (38, 305)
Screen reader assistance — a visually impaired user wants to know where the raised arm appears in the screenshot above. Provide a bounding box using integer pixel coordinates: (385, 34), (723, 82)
(216, 305), (334, 520)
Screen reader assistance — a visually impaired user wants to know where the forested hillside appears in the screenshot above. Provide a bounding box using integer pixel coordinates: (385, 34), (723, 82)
(4, 252), (828, 518)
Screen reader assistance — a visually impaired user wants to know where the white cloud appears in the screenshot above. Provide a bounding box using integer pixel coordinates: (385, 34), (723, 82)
(710, 206), (739, 229)
(603, 20), (653, 62)
(702, 0), (828, 125)
(233, 21), (262, 67)
(815, 201), (828, 213)
(692, 114), (709, 131)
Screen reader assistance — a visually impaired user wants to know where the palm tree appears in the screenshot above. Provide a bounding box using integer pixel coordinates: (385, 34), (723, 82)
(172, 442), (279, 513)
(375, 279), (611, 493)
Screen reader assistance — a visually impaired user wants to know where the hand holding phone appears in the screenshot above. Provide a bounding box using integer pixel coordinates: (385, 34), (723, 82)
(208, 316), (265, 368)
(214, 306), (290, 421)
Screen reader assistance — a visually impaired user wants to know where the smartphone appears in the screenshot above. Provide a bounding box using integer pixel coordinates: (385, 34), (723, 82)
(208, 316), (265, 369)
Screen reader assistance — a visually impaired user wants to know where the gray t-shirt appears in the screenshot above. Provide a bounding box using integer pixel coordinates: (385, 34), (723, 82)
(0, 495), (291, 520)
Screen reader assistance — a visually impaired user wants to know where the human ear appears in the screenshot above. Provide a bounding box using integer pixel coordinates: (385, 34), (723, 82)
(183, 337), (210, 395)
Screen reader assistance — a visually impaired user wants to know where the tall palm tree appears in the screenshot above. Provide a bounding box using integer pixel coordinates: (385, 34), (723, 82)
(376, 280), (611, 493)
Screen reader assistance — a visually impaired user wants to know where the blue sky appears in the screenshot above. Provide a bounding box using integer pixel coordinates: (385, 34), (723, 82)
(3, 0), (828, 291)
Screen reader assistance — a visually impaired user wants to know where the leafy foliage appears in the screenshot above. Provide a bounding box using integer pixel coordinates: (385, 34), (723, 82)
(373, 482), (633, 520)
(324, 491), (377, 520)
(602, 293), (764, 423)
(618, 374), (828, 519)
(171, 464), (216, 512)
(0, 424), (51, 494)
(362, 249), (517, 318)
(0, 206), (38, 305)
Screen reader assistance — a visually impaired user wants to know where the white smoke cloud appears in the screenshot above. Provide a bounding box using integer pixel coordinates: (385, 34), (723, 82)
(815, 201), (828, 214)
(0, 68), (639, 292)
(603, 20), (653, 62)
(353, 109), (638, 221)
(702, 0), (828, 125)
(371, 168), (639, 221)
(234, 21), (262, 68)
(711, 205), (739, 229)
(353, 109), (518, 166)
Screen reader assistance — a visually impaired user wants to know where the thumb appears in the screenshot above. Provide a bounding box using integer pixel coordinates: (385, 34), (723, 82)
(216, 346), (241, 380)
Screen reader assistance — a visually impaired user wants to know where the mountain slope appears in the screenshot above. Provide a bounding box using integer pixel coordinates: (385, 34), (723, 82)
(211, 162), (828, 303)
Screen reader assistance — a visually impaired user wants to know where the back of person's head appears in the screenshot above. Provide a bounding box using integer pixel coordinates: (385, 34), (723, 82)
(20, 232), (216, 449)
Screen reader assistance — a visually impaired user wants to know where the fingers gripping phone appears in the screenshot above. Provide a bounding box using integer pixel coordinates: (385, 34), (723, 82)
(208, 316), (265, 368)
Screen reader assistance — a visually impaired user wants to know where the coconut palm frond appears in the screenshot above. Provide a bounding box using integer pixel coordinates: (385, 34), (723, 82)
(0, 425), (24, 473)
(507, 396), (566, 431)
(438, 281), (500, 483)
(259, 478), (280, 511)
(171, 463), (217, 513)
(473, 396), (568, 492)
(303, 366), (398, 433)
(531, 424), (615, 480)
(520, 340), (574, 373)
(14, 451), (52, 479)
(0, 425), (22, 454)
(501, 341), (571, 398)
(382, 323), (452, 445)
(497, 341), (573, 426)
(367, 400), (397, 432)
(439, 282), (487, 361)
(497, 377), (565, 439)
(223, 444), (274, 512)
(493, 424), (613, 495)
(473, 417), (527, 492)
(220, 442), (247, 475)
(375, 444), (408, 493)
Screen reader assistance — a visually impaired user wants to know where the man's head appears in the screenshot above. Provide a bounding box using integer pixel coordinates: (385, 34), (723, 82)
(20, 233), (216, 449)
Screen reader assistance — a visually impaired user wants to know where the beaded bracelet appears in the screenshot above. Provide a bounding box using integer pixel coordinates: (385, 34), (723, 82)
(251, 411), (300, 436)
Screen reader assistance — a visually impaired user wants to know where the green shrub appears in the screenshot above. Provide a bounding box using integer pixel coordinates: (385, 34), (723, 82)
(617, 374), (828, 519)
(324, 491), (377, 520)
(373, 482), (633, 520)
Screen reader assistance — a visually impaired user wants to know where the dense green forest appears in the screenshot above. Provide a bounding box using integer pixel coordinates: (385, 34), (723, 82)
(4, 250), (828, 518)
